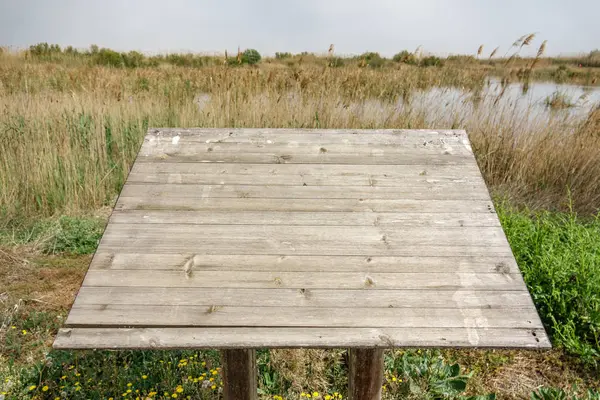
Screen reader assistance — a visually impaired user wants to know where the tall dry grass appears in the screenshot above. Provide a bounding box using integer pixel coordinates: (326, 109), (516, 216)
(0, 58), (599, 224)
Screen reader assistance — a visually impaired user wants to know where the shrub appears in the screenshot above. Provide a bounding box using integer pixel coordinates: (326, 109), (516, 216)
(122, 51), (145, 68)
(420, 55), (444, 67)
(28, 43), (62, 59)
(94, 48), (124, 67)
(393, 50), (418, 65)
(499, 206), (600, 366)
(43, 216), (104, 255)
(360, 52), (385, 68)
(275, 52), (292, 59)
(242, 49), (261, 65)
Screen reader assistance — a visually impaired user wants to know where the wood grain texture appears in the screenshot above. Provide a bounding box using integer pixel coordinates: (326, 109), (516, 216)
(89, 253), (518, 273)
(56, 128), (549, 350)
(72, 287), (533, 309)
(65, 305), (543, 328)
(54, 327), (551, 349)
(119, 183), (492, 200)
(80, 270), (525, 290)
(115, 197), (497, 214)
(349, 349), (384, 400)
(221, 349), (257, 400)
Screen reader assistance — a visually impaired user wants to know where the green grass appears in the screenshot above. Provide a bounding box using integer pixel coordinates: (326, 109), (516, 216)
(0, 216), (104, 255)
(498, 204), (600, 366)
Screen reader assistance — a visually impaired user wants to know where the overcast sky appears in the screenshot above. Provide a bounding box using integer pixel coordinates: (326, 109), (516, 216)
(1, 0), (598, 57)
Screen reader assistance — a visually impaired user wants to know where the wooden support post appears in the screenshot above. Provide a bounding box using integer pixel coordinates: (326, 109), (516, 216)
(221, 349), (257, 400)
(348, 348), (385, 400)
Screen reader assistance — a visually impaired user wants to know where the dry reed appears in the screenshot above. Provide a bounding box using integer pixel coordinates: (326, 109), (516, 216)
(0, 57), (599, 224)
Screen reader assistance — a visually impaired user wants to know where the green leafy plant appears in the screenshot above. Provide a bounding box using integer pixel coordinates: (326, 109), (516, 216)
(499, 205), (600, 366)
(43, 216), (104, 254)
(383, 350), (495, 399)
(242, 49), (262, 65)
(532, 387), (600, 400)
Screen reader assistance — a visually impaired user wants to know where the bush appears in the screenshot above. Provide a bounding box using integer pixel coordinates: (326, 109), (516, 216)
(122, 51), (145, 68)
(275, 52), (292, 59)
(499, 206), (600, 366)
(94, 48), (124, 67)
(28, 43), (62, 59)
(242, 49), (261, 65)
(393, 50), (418, 65)
(44, 216), (104, 254)
(360, 52), (385, 68)
(420, 55), (444, 67)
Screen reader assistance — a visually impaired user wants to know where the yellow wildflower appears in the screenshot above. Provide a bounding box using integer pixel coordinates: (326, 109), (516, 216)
(42, 385), (49, 392)
(172, 394), (178, 399)
(201, 362), (206, 366)
(22, 330), (27, 335)
(212, 370), (218, 375)
(392, 377), (396, 382)
(325, 396), (332, 400)
(28, 385), (36, 391)
(211, 385), (217, 390)
(127, 383), (133, 387)
(142, 375), (148, 379)
(313, 392), (319, 397)
(176, 386), (184, 393)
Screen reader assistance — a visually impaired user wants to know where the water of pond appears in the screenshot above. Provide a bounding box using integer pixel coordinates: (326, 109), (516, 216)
(194, 80), (600, 127)
(408, 79), (600, 125)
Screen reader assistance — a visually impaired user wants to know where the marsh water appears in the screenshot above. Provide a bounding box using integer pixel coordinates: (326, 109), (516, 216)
(194, 79), (600, 128)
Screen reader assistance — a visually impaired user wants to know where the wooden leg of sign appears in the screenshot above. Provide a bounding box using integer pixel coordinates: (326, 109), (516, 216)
(221, 349), (257, 400)
(348, 348), (385, 400)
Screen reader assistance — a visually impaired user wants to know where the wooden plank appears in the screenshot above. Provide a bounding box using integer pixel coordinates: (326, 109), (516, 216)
(130, 162), (482, 178)
(349, 349), (384, 400)
(54, 327), (551, 349)
(80, 270), (524, 290)
(221, 349), (257, 400)
(100, 224), (508, 248)
(127, 172), (485, 187)
(73, 287), (533, 309)
(139, 137), (472, 165)
(99, 244), (511, 257)
(115, 198), (497, 213)
(139, 142), (471, 164)
(145, 128), (469, 146)
(140, 140), (473, 156)
(109, 211), (501, 227)
(140, 153), (472, 165)
(89, 253), (519, 273)
(65, 305), (544, 328)
(119, 183), (492, 201)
